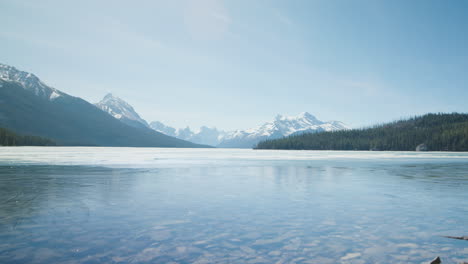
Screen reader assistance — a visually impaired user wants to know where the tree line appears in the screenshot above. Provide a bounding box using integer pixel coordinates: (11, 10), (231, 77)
(255, 113), (468, 151)
(0, 127), (56, 146)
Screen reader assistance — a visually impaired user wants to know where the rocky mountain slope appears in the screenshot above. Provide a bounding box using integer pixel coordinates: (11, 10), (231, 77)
(0, 63), (206, 148)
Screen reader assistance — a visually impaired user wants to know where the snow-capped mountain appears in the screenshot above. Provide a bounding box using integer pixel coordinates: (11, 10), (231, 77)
(150, 112), (349, 148)
(150, 121), (177, 136)
(95, 93), (149, 129)
(92, 92), (348, 148)
(218, 112), (349, 148)
(0, 62), (203, 147)
(0, 63), (65, 101)
(190, 126), (226, 146)
(150, 121), (225, 147)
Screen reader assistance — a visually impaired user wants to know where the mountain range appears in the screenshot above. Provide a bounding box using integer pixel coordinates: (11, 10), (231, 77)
(1, 62), (466, 151)
(0, 63), (206, 148)
(216, 113), (349, 148)
(1, 62), (348, 148)
(94, 92), (349, 148)
(95, 93), (350, 148)
(150, 122), (224, 146)
(150, 113), (348, 148)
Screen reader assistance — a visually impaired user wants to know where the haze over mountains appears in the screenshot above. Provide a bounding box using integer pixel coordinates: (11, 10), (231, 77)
(95, 92), (349, 148)
(149, 113), (348, 148)
(150, 122), (223, 147)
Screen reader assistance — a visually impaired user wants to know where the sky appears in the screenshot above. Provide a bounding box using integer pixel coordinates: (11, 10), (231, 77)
(1, 0), (468, 131)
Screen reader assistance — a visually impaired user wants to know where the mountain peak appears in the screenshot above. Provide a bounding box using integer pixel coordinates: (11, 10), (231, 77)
(274, 112), (318, 123)
(95, 94), (149, 128)
(274, 114), (284, 121)
(103, 93), (115, 100)
(299, 112), (316, 119)
(0, 63), (41, 86)
(0, 62), (63, 101)
(100, 93), (127, 105)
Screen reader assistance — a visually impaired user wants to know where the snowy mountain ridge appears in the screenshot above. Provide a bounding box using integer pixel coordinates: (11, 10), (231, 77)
(0, 62), (204, 148)
(150, 112), (349, 148)
(217, 112), (349, 148)
(0, 63), (65, 101)
(226, 112), (343, 139)
(0, 62), (348, 148)
(150, 121), (225, 146)
(95, 93), (149, 129)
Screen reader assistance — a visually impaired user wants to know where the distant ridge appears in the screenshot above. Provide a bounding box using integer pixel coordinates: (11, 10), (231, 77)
(151, 112), (348, 148)
(0, 63), (208, 148)
(256, 113), (468, 151)
(218, 112), (349, 148)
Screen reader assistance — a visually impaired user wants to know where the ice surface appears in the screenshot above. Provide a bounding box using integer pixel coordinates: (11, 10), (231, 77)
(0, 147), (467, 263)
(0, 147), (467, 168)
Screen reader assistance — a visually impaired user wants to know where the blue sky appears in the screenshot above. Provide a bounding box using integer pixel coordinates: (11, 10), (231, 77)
(2, 0), (468, 130)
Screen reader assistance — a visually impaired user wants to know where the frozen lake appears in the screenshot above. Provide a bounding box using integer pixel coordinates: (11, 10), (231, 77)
(0, 147), (467, 263)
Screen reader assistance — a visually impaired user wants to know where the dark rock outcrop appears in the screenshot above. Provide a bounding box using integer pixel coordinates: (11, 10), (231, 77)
(442, 235), (468, 241)
(430, 256), (441, 264)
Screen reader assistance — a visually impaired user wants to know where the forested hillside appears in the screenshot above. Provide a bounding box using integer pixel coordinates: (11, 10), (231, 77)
(0, 127), (56, 146)
(256, 113), (468, 151)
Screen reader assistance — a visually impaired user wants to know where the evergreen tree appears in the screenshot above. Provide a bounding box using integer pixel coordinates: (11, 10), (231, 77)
(0, 127), (56, 146)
